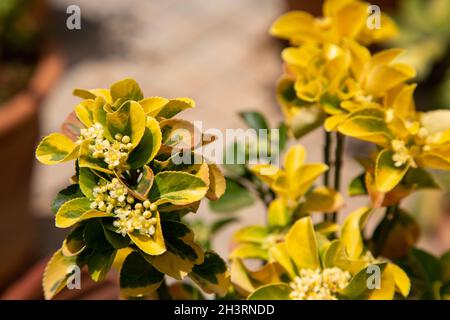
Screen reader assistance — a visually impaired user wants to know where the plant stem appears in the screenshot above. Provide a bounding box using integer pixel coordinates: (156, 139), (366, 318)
(331, 132), (345, 223)
(157, 279), (173, 300)
(323, 130), (332, 221)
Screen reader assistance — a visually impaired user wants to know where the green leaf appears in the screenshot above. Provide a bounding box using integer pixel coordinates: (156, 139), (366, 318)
(209, 178), (254, 213)
(119, 165), (154, 201)
(248, 283), (292, 300)
(239, 111), (269, 130)
(157, 98), (195, 119)
(36, 133), (78, 165)
(290, 104), (325, 139)
(372, 209), (420, 259)
(402, 167), (440, 190)
(120, 251), (164, 298)
(277, 122), (288, 152)
(441, 252), (450, 283)
(86, 248), (116, 282)
(78, 140), (112, 174)
(375, 149), (410, 192)
(55, 197), (113, 228)
(348, 173), (367, 196)
(62, 225), (86, 257)
(189, 251), (230, 296)
(149, 171), (208, 206)
(128, 118), (162, 169)
(83, 219), (113, 250)
(102, 221), (130, 249)
(410, 248), (443, 285)
(343, 263), (388, 299)
(106, 100), (146, 148)
(42, 250), (78, 300)
(338, 116), (392, 147)
(110, 78), (143, 101)
(51, 184), (84, 214)
(211, 217), (238, 234)
(78, 168), (99, 198)
(276, 76), (310, 109)
(144, 220), (203, 280)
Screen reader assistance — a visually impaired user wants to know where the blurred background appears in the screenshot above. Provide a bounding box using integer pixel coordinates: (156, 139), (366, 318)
(0, 0), (449, 299)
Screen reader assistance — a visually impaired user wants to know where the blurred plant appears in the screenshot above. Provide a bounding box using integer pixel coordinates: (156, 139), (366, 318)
(232, 209), (410, 300)
(389, 0), (450, 109)
(36, 78), (230, 299)
(225, 0), (450, 300)
(0, 0), (46, 103)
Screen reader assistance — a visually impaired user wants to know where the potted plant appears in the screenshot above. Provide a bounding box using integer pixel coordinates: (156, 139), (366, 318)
(0, 0), (63, 290)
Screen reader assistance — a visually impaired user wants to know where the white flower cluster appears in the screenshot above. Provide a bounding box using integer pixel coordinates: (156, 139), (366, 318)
(78, 123), (133, 170)
(289, 268), (351, 300)
(90, 178), (158, 237)
(391, 139), (414, 168)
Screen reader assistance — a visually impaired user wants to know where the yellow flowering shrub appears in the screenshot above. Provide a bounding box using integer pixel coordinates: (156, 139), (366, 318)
(222, 0), (450, 301)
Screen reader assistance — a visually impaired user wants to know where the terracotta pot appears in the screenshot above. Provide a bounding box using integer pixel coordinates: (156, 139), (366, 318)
(0, 44), (64, 291)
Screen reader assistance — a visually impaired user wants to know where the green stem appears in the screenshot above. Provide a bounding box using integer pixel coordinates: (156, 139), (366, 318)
(331, 132), (345, 223)
(157, 279), (173, 300)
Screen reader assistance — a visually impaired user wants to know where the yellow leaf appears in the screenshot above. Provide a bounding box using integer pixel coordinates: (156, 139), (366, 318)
(269, 11), (316, 41)
(36, 133), (79, 165)
(249, 164), (282, 186)
(284, 144), (306, 178)
(112, 247), (134, 270)
(334, 1), (367, 39)
(340, 207), (371, 259)
(55, 198), (113, 228)
(286, 217), (320, 270)
(42, 249), (77, 300)
(74, 99), (95, 127)
(128, 212), (166, 255)
(230, 259), (256, 296)
(144, 245), (203, 280)
(139, 97), (169, 116)
(291, 163), (329, 197)
(269, 243), (297, 279)
(417, 152), (450, 171)
(73, 88), (112, 103)
(268, 198), (290, 227)
(375, 149), (409, 192)
(387, 263), (410, 298)
(338, 116), (392, 147)
(206, 163), (226, 201)
(303, 186), (344, 213)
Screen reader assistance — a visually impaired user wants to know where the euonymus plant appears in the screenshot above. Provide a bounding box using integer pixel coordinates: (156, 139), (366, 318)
(36, 78), (229, 299)
(210, 0), (450, 300)
(37, 0), (450, 301)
